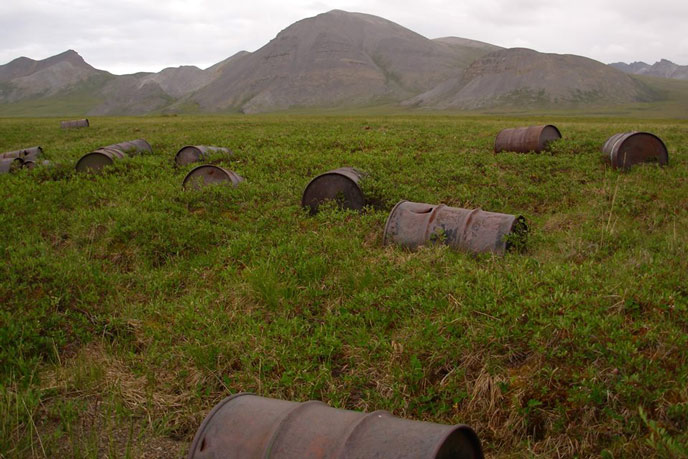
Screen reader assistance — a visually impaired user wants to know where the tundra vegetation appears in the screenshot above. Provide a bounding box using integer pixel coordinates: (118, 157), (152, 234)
(0, 114), (686, 457)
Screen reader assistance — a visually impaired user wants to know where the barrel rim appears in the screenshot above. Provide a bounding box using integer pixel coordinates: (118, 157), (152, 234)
(382, 200), (409, 246)
(301, 167), (365, 210)
(604, 131), (669, 169)
(187, 392), (253, 459)
(75, 151), (115, 171)
(430, 424), (484, 459)
(182, 164), (241, 189)
(175, 145), (204, 165)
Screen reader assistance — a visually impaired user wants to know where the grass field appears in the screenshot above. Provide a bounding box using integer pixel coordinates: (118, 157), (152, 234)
(0, 114), (687, 457)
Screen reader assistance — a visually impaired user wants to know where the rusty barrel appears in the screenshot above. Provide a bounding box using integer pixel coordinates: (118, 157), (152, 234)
(23, 160), (52, 169)
(183, 165), (244, 190)
(601, 131), (668, 170)
(494, 125), (561, 153)
(175, 145), (232, 166)
(75, 139), (152, 172)
(383, 201), (527, 255)
(60, 119), (89, 129)
(0, 146), (43, 161)
(0, 158), (23, 174)
(188, 393), (483, 459)
(302, 167), (366, 215)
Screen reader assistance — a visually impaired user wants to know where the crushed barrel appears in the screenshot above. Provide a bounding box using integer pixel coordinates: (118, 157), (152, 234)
(302, 167), (366, 215)
(75, 139), (152, 173)
(602, 131), (668, 170)
(60, 119), (89, 129)
(175, 145), (232, 166)
(182, 165), (244, 190)
(494, 125), (561, 153)
(383, 201), (527, 255)
(0, 146), (43, 161)
(188, 393), (483, 459)
(0, 158), (23, 174)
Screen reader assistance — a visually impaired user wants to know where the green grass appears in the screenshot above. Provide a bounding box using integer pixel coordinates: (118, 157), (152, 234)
(0, 114), (687, 457)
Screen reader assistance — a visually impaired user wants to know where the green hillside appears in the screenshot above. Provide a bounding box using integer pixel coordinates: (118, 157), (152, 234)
(1, 115), (686, 457)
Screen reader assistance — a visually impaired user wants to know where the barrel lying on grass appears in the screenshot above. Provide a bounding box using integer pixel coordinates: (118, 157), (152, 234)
(60, 119), (89, 129)
(175, 145), (232, 166)
(188, 393), (483, 459)
(182, 165), (244, 190)
(494, 125), (561, 153)
(302, 167), (366, 215)
(602, 131), (668, 170)
(75, 139), (152, 173)
(0, 158), (23, 174)
(0, 146), (43, 161)
(383, 201), (527, 255)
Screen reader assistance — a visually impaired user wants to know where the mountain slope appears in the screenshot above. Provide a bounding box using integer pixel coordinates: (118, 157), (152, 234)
(406, 48), (655, 109)
(610, 59), (688, 80)
(187, 10), (494, 113)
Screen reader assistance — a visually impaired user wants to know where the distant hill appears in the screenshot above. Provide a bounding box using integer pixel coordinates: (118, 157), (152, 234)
(405, 48), (654, 109)
(184, 10), (495, 113)
(0, 10), (674, 116)
(610, 59), (688, 80)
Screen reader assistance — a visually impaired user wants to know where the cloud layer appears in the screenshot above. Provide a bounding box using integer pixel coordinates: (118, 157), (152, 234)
(1, 0), (685, 74)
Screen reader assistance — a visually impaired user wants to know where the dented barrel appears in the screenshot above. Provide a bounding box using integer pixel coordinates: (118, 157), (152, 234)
(302, 167), (366, 215)
(602, 131), (668, 170)
(383, 201), (527, 255)
(0, 146), (43, 161)
(188, 393), (483, 459)
(182, 165), (244, 190)
(60, 119), (89, 129)
(0, 158), (23, 174)
(75, 139), (152, 172)
(494, 125), (561, 153)
(175, 145), (232, 166)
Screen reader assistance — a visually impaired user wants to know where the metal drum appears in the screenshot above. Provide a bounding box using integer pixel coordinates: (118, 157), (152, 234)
(75, 139), (152, 172)
(175, 145), (232, 166)
(383, 201), (527, 255)
(302, 167), (366, 215)
(601, 131), (668, 170)
(60, 119), (90, 129)
(0, 158), (23, 174)
(0, 146), (43, 161)
(182, 165), (244, 189)
(188, 393), (483, 459)
(494, 125), (561, 153)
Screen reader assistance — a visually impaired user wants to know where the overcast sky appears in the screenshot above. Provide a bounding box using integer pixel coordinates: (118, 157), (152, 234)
(1, 0), (686, 74)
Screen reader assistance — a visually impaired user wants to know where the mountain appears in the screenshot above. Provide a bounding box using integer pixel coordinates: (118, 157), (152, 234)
(404, 48), (654, 109)
(184, 10), (496, 113)
(0, 10), (669, 115)
(610, 59), (688, 80)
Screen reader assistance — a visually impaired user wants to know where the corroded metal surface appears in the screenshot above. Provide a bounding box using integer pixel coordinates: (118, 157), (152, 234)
(182, 165), (244, 190)
(0, 158), (23, 174)
(60, 119), (90, 129)
(22, 160), (52, 169)
(383, 201), (527, 255)
(188, 393), (483, 459)
(75, 139), (152, 173)
(175, 145), (232, 166)
(494, 125), (561, 153)
(302, 167), (366, 215)
(0, 146), (43, 161)
(602, 131), (669, 170)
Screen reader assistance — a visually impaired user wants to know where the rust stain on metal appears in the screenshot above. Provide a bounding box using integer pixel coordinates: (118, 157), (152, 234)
(302, 167), (366, 215)
(75, 139), (152, 173)
(188, 393), (483, 459)
(384, 201), (527, 255)
(182, 165), (244, 190)
(60, 119), (89, 129)
(175, 145), (232, 166)
(494, 125), (561, 153)
(602, 131), (668, 170)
